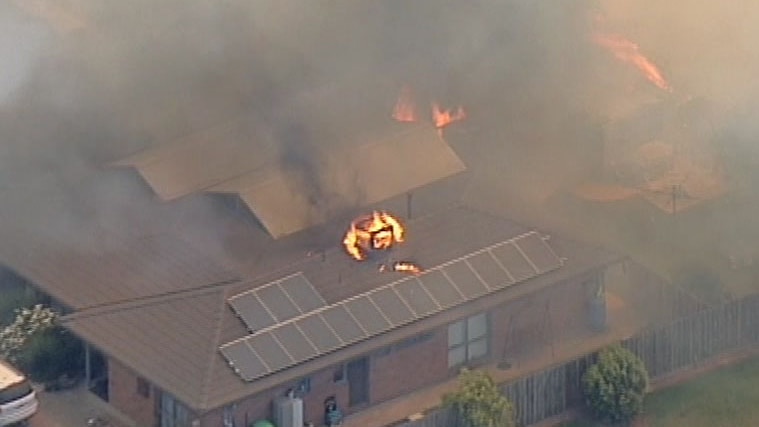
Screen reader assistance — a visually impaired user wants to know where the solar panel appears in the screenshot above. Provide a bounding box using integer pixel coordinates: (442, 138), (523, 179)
(272, 323), (318, 362)
(417, 269), (464, 308)
(247, 333), (293, 372)
(228, 273), (327, 331)
(442, 260), (489, 299)
(219, 340), (269, 381)
(467, 251), (514, 290)
(227, 293), (276, 332)
(256, 285), (300, 322)
(367, 287), (416, 326)
(321, 305), (366, 344)
(490, 242), (536, 281)
(344, 296), (391, 335)
(296, 315), (342, 353)
(394, 279), (439, 317)
(221, 231), (563, 382)
(514, 233), (563, 273)
(280, 274), (326, 313)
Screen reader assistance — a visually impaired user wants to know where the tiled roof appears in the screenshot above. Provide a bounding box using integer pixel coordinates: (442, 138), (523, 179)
(0, 228), (240, 310)
(63, 205), (622, 411)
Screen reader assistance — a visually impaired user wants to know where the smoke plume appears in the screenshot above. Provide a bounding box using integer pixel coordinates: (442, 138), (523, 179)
(1, 0), (759, 285)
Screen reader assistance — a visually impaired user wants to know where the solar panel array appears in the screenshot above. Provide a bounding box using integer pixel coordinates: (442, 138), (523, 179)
(228, 272), (326, 332)
(220, 231), (563, 381)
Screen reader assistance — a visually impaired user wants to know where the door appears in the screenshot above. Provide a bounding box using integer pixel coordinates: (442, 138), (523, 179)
(347, 357), (370, 407)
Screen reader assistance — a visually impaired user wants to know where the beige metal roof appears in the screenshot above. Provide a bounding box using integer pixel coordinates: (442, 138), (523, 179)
(208, 123), (466, 238)
(112, 116), (277, 201)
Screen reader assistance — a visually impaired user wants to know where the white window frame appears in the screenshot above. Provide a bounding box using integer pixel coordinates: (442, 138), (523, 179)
(447, 312), (490, 368)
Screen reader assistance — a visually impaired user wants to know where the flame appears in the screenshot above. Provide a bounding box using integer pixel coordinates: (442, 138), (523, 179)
(392, 86), (418, 122)
(392, 261), (423, 275)
(593, 33), (672, 92)
(432, 103), (467, 129)
(343, 211), (406, 261)
(343, 223), (364, 261)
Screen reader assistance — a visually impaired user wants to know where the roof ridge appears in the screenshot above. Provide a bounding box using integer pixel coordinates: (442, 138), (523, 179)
(61, 278), (240, 322)
(199, 289), (231, 409)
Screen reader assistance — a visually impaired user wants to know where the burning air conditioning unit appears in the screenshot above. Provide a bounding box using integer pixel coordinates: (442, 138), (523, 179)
(272, 395), (303, 427)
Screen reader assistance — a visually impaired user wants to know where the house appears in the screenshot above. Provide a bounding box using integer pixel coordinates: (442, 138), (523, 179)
(0, 116), (634, 427)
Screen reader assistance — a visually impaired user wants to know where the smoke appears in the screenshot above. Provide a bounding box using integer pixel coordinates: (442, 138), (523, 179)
(0, 0), (758, 290)
(0, 3), (50, 105)
(275, 122), (324, 212)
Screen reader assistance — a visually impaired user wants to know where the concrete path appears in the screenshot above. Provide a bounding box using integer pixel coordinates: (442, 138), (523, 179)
(27, 385), (134, 427)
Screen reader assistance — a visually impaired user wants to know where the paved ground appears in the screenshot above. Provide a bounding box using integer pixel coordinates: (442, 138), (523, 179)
(26, 385), (133, 427)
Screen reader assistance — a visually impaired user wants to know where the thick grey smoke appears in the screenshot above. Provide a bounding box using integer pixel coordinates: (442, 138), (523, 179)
(1, 0), (759, 285)
(0, 3), (50, 104)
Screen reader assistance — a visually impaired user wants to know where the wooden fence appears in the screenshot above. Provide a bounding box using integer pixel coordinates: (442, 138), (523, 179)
(394, 293), (759, 427)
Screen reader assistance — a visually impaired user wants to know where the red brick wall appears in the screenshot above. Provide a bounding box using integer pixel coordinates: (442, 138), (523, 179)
(200, 274), (597, 426)
(490, 275), (592, 360)
(201, 364), (350, 427)
(108, 358), (157, 427)
(369, 331), (449, 403)
(200, 333), (450, 427)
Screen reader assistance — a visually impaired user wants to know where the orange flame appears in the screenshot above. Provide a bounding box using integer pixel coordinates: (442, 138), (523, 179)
(343, 211), (406, 261)
(432, 103), (467, 129)
(593, 33), (672, 92)
(392, 86), (418, 122)
(392, 261), (423, 275)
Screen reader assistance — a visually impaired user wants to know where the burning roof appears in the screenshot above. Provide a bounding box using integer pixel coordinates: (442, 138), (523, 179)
(114, 113), (465, 239)
(343, 211), (405, 261)
(391, 85), (467, 136)
(207, 123), (466, 238)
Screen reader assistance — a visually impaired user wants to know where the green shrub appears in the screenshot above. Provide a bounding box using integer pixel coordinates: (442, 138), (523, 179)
(0, 304), (57, 361)
(582, 344), (649, 424)
(15, 325), (84, 383)
(443, 368), (515, 427)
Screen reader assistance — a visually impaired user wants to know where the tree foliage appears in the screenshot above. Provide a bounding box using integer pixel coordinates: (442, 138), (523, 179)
(443, 368), (515, 427)
(0, 304), (57, 361)
(582, 344), (649, 424)
(16, 325), (84, 383)
(0, 304), (83, 383)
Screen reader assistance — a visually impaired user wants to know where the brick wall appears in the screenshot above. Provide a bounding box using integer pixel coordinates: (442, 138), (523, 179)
(108, 358), (157, 427)
(201, 364), (350, 427)
(490, 275), (592, 360)
(369, 331), (449, 403)
(199, 273), (597, 427)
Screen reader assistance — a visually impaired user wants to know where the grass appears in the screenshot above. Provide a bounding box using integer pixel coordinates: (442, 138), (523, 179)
(563, 357), (759, 427)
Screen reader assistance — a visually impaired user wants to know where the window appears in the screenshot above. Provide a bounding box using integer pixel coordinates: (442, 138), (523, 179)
(160, 392), (192, 427)
(333, 364), (346, 383)
(448, 312), (489, 368)
(222, 404), (237, 427)
(295, 376), (312, 394)
(0, 380), (33, 405)
(136, 377), (150, 398)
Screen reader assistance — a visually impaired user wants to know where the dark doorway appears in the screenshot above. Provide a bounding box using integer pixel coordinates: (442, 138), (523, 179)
(346, 357), (370, 407)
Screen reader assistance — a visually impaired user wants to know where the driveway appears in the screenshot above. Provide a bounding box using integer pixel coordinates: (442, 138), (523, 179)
(26, 385), (133, 427)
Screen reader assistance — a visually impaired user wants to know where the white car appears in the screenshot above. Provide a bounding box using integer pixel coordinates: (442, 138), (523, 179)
(0, 360), (39, 426)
